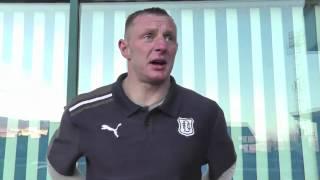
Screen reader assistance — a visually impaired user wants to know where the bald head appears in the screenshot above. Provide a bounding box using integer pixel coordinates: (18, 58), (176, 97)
(124, 7), (175, 39)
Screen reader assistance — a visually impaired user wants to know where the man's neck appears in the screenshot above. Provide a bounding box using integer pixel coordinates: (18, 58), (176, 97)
(122, 76), (170, 107)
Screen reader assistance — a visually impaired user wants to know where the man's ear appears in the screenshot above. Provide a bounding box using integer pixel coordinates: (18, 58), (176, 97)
(118, 39), (130, 59)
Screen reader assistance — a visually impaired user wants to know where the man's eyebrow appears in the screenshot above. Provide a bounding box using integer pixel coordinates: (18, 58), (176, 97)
(139, 28), (157, 35)
(142, 27), (157, 31)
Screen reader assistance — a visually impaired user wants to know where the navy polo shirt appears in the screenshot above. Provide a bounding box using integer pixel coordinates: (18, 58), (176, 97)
(48, 73), (236, 180)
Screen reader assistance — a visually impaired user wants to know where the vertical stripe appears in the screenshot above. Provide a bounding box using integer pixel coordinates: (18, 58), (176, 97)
(316, 6), (320, 54)
(52, 12), (66, 96)
(181, 9), (195, 90)
(238, 7), (256, 180)
(14, 120), (28, 180)
(103, 11), (115, 85)
(307, 54), (320, 109)
(63, 10), (69, 92)
(304, 5), (318, 51)
(0, 117), (8, 180)
(260, 7), (280, 179)
(26, 121), (40, 180)
(193, 9), (205, 95)
(292, 6), (319, 180)
(113, 11), (126, 80)
(169, 9), (182, 84)
(32, 12), (45, 81)
(91, 11), (105, 89)
(46, 122), (60, 180)
(3, 118), (18, 180)
(0, 12), (4, 63)
(12, 12), (24, 74)
(215, 8), (230, 117)
(2, 12), (13, 64)
(23, 12), (33, 74)
(311, 7), (320, 174)
(270, 7), (293, 180)
(250, 8), (269, 180)
(282, 7), (305, 180)
(226, 8), (241, 124)
(226, 8), (243, 180)
(204, 9), (218, 102)
(79, 11), (93, 94)
(38, 121), (49, 180)
(43, 11), (55, 83)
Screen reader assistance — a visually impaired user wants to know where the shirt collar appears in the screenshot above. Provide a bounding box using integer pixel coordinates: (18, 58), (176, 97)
(112, 73), (181, 117)
(112, 73), (141, 117)
(158, 77), (181, 117)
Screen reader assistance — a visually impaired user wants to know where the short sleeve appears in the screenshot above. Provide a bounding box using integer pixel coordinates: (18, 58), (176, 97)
(207, 105), (236, 180)
(47, 110), (82, 176)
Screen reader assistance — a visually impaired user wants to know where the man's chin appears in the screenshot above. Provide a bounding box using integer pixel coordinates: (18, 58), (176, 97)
(146, 76), (169, 85)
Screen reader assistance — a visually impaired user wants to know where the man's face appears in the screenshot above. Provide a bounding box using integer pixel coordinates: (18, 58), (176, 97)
(119, 14), (178, 85)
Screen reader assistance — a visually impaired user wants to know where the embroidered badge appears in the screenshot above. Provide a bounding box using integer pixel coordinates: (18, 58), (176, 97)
(177, 117), (195, 137)
(101, 123), (122, 138)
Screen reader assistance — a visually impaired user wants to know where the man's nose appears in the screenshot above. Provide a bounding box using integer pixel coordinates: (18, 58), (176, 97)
(154, 37), (168, 52)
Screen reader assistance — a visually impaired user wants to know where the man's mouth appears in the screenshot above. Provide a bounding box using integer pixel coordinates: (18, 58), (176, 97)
(150, 59), (167, 65)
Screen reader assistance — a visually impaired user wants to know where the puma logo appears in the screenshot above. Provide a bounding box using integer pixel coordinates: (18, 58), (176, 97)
(101, 123), (122, 138)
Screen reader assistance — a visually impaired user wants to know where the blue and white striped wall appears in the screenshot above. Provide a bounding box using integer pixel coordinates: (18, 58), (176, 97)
(0, 4), (69, 180)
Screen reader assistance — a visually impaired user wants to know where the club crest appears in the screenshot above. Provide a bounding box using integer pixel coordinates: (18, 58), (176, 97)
(177, 117), (195, 137)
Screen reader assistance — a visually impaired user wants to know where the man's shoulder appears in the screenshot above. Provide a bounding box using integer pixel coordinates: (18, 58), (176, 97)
(177, 85), (218, 106)
(66, 84), (114, 113)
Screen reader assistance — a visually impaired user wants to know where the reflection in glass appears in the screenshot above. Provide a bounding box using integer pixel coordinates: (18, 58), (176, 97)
(0, 3), (69, 180)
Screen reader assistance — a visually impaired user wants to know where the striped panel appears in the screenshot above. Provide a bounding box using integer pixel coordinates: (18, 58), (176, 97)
(270, 7), (292, 180)
(31, 12), (45, 81)
(46, 122), (60, 180)
(259, 7), (281, 180)
(250, 7), (269, 180)
(0, 12), (3, 64)
(102, 11), (115, 85)
(193, 9), (206, 95)
(292, 6), (319, 180)
(216, 7), (231, 132)
(23, 11), (34, 74)
(226, 8), (243, 180)
(38, 121), (49, 180)
(282, 7), (305, 180)
(25, 121), (40, 180)
(181, 9), (195, 90)
(113, 10), (127, 82)
(169, 8), (183, 83)
(0, 3), (69, 180)
(52, 11), (68, 95)
(11, 12), (24, 72)
(79, 10), (93, 93)
(317, 6), (320, 54)
(204, 9), (219, 101)
(315, 5), (320, 177)
(14, 120), (28, 180)
(2, 118), (18, 180)
(90, 11), (105, 89)
(0, 117), (8, 180)
(1, 9), (13, 65)
(238, 7), (256, 180)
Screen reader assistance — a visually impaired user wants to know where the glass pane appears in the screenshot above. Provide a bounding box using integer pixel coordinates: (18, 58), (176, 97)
(0, 3), (69, 180)
(78, 1), (320, 180)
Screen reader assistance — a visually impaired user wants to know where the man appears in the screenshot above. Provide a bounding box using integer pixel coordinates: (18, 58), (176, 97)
(47, 7), (236, 180)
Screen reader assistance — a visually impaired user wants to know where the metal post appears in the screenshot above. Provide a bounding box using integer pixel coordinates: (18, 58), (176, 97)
(67, 0), (80, 103)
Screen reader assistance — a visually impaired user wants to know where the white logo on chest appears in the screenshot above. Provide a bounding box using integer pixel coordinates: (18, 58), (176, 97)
(101, 123), (122, 138)
(177, 117), (195, 137)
